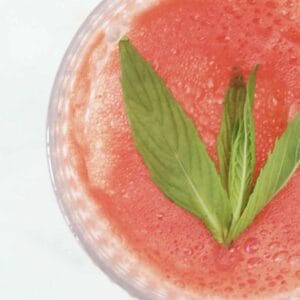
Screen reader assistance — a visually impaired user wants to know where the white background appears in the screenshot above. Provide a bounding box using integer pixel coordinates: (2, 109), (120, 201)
(0, 1), (132, 299)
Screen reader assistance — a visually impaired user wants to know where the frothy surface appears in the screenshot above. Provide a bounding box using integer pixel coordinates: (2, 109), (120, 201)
(66, 0), (300, 298)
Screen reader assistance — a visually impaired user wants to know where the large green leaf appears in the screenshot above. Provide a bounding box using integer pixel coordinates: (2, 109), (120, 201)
(119, 38), (231, 243)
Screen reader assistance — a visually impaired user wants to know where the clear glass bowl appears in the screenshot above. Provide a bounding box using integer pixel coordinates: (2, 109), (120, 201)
(46, 1), (299, 299)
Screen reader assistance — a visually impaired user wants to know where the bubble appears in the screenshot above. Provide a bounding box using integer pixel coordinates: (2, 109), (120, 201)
(273, 251), (288, 263)
(268, 241), (280, 250)
(271, 97), (278, 106)
(288, 101), (300, 119)
(194, 244), (204, 252)
(170, 48), (178, 55)
(289, 55), (298, 64)
(156, 213), (165, 220)
(152, 59), (160, 70)
(216, 34), (230, 43)
(282, 224), (292, 234)
(176, 81), (183, 89)
(175, 280), (185, 288)
(214, 97), (223, 105)
(216, 247), (243, 271)
(288, 254), (300, 269)
(281, 9), (289, 16)
(184, 84), (192, 94)
(259, 230), (269, 238)
(122, 193), (130, 200)
(203, 131), (216, 147)
(183, 248), (194, 256)
(280, 268), (290, 274)
(207, 79), (214, 89)
(247, 257), (263, 267)
(193, 14), (201, 21)
(244, 238), (260, 254)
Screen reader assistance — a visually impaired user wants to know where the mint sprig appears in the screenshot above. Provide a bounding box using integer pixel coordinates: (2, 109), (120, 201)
(119, 38), (300, 245)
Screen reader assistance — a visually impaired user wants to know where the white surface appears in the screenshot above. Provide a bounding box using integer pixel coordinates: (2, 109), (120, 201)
(0, 1), (132, 299)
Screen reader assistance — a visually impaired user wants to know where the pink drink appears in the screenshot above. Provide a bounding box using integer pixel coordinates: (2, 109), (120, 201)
(58, 0), (300, 298)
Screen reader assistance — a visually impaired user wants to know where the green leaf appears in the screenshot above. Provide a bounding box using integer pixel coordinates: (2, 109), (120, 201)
(217, 72), (247, 191)
(227, 113), (300, 243)
(228, 67), (258, 225)
(119, 38), (231, 243)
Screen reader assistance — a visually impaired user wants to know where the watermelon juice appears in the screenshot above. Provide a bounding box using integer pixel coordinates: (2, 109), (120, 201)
(64, 0), (300, 298)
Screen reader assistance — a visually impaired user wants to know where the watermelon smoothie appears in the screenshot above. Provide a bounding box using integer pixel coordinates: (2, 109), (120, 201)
(59, 0), (300, 298)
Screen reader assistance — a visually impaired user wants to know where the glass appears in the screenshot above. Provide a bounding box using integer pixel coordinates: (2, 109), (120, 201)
(46, 1), (299, 299)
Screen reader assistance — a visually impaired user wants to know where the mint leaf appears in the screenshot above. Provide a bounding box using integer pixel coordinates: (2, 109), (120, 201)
(217, 72), (246, 191)
(228, 67), (257, 225)
(227, 113), (300, 243)
(119, 38), (231, 243)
